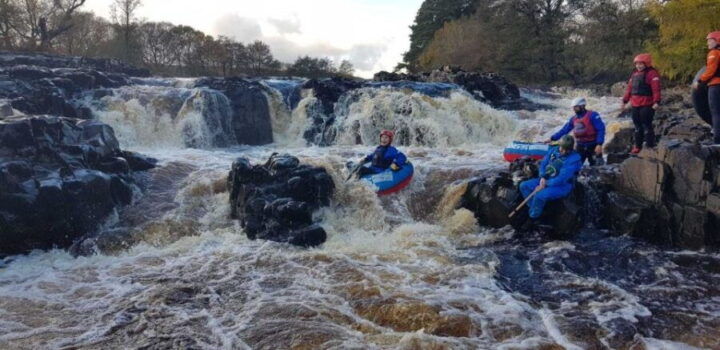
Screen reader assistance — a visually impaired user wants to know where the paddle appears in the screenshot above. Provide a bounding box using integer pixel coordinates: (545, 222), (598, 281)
(345, 160), (366, 182)
(508, 187), (541, 218)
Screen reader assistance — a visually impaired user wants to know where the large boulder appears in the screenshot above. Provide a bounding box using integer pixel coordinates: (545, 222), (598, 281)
(0, 116), (156, 255)
(228, 154), (334, 247)
(460, 158), (583, 239)
(193, 77), (274, 145)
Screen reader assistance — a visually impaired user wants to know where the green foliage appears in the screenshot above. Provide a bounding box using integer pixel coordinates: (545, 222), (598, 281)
(403, 0), (479, 71)
(647, 0), (720, 82)
(416, 0), (658, 84)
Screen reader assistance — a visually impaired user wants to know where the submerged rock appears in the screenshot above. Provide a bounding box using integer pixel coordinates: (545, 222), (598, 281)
(0, 116), (156, 255)
(228, 154), (334, 247)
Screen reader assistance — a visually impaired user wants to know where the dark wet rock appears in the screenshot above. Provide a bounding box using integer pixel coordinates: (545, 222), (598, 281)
(604, 126), (634, 164)
(193, 77), (274, 145)
(0, 116), (156, 256)
(460, 162), (583, 238)
(0, 99), (12, 118)
(228, 154), (334, 247)
(0, 63), (134, 117)
(373, 67), (524, 108)
(0, 51), (150, 76)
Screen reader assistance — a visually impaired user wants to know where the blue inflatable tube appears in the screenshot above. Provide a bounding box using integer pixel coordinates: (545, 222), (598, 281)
(360, 163), (414, 196)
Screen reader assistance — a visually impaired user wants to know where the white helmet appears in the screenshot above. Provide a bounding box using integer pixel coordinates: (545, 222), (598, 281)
(571, 97), (587, 107)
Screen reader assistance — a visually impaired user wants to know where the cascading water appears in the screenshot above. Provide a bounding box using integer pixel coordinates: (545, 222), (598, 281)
(1, 78), (719, 350)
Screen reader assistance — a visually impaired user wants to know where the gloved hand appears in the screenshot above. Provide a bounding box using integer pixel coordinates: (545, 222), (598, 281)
(390, 163), (400, 171)
(359, 158), (368, 164)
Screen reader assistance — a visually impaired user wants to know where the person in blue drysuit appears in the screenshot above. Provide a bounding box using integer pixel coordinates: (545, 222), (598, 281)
(357, 130), (407, 178)
(519, 135), (582, 231)
(545, 97), (606, 166)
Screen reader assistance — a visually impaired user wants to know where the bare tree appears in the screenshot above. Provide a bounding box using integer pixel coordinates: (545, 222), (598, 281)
(110, 0), (142, 62)
(5, 0), (87, 50)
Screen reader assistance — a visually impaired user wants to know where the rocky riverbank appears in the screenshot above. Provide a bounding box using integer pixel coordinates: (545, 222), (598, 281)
(462, 88), (720, 249)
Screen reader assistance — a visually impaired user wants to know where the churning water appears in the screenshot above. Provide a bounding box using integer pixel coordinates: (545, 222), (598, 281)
(0, 81), (717, 350)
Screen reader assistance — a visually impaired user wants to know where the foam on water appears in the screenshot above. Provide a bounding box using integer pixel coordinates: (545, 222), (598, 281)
(1, 83), (719, 349)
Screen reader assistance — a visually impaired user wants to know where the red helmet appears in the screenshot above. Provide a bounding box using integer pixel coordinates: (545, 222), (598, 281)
(379, 130), (394, 143)
(707, 31), (720, 43)
(633, 53), (652, 67)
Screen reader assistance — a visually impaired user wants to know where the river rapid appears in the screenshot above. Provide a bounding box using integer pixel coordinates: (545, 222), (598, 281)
(0, 79), (718, 350)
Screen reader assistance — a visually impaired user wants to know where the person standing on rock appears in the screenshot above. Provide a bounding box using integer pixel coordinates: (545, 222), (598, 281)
(545, 97), (605, 166)
(357, 130), (407, 177)
(694, 31), (720, 144)
(622, 53), (662, 154)
(519, 135), (582, 231)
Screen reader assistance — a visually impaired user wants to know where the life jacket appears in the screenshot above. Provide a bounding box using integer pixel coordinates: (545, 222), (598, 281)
(372, 146), (393, 169)
(631, 68), (655, 96)
(572, 110), (597, 143)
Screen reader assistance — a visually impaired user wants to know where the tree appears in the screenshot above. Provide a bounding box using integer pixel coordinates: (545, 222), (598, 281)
(338, 60), (355, 77)
(403, 0), (479, 71)
(288, 56), (336, 78)
(244, 40), (281, 75)
(110, 0), (142, 63)
(5, 0), (87, 50)
(0, 0), (19, 49)
(55, 12), (112, 56)
(647, 0), (720, 81)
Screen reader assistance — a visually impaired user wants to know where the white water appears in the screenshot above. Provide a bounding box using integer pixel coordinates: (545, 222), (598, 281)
(1, 81), (718, 349)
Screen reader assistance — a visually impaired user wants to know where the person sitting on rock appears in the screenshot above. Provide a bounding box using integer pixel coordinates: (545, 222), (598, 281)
(622, 53), (662, 153)
(546, 97), (605, 166)
(694, 31), (720, 144)
(357, 130), (407, 177)
(519, 135), (582, 231)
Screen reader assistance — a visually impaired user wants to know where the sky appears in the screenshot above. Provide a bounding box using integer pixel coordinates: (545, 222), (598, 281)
(85, 0), (424, 78)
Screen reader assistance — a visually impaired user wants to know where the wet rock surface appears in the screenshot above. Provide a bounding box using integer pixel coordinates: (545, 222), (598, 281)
(0, 56), (136, 117)
(0, 115), (156, 256)
(228, 154), (334, 247)
(193, 77), (274, 145)
(373, 66), (523, 108)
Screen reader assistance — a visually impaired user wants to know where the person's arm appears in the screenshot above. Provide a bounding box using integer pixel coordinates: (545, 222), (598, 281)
(649, 69), (662, 105)
(592, 112), (606, 145)
(539, 149), (552, 178)
(389, 147), (407, 166)
(547, 154), (582, 187)
(700, 50), (719, 83)
(551, 118), (574, 141)
(362, 148), (375, 163)
(623, 76), (633, 104)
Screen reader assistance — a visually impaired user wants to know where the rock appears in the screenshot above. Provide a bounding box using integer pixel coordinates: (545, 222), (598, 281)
(610, 81), (627, 97)
(193, 77), (274, 145)
(616, 157), (668, 204)
(0, 99), (12, 117)
(460, 168), (582, 238)
(227, 154), (334, 247)
(604, 126), (634, 164)
(0, 116), (155, 255)
(0, 63), (134, 117)
(0, 51), (150, 76)
(373, 68), (527, 108)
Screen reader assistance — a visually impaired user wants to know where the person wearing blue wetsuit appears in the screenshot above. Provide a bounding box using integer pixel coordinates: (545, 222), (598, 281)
(546, 97), (605, 166)
(519, 135), (582, 231)
(357, 130), (407, 178)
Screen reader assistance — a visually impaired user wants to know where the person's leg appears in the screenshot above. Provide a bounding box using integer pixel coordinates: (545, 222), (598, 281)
(641, 106), (656, 147)
(632, 107), (644, 149)
(709, 86), (720, 144)
(520, 178), (541, 198)
(575, 144), (589, 165)
(528, 184), (573, 219)
(356, 166), (378, 178)
(583, 143), (597, 166)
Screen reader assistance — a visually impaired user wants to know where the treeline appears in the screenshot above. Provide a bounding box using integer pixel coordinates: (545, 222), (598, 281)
(0, 0), (354, 78)
(404, 0), (720, 84)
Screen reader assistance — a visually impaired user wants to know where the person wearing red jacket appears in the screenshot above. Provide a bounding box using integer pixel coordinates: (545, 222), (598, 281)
(622, 53), (662, 154)
(694, 31), (720, 144)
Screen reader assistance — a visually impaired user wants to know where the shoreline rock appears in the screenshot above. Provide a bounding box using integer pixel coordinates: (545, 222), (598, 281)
(0, 115), (156, 256)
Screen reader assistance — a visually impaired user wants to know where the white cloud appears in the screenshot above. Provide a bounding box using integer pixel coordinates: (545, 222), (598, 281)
(83, 0), (424, 78)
